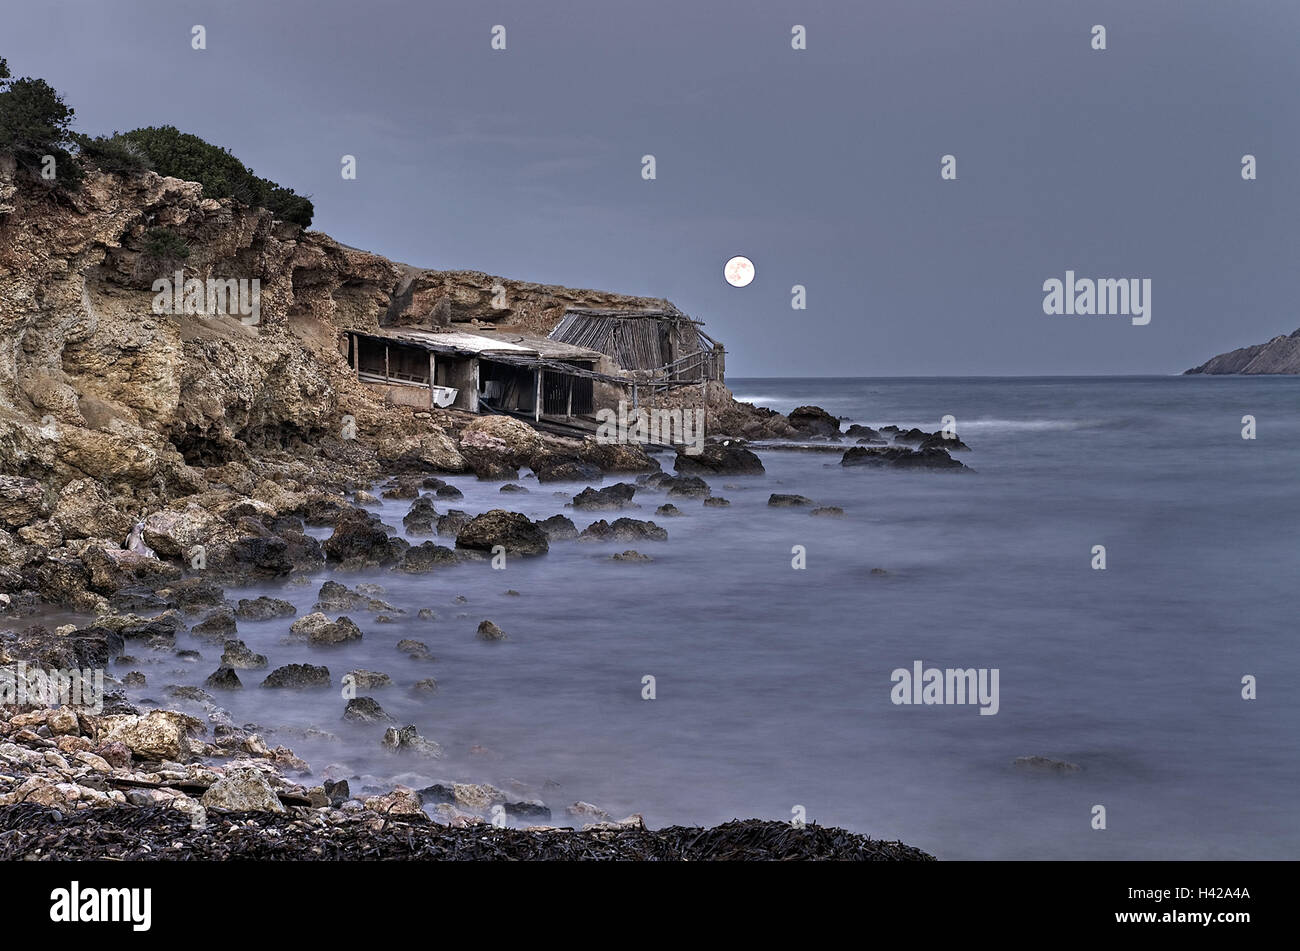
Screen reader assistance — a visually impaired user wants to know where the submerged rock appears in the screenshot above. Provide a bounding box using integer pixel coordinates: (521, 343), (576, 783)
(261, 664), (331, 689)
(673, 442), (764, 476)
(475, 619), (509, 641)
(768, 494), (815, 507)
(235, 596), (296, 620)
(841, 446), (968, 471)
(787, 405), (842, 438)
(455, 510), (549, 556)
(571, 483), (636, 510)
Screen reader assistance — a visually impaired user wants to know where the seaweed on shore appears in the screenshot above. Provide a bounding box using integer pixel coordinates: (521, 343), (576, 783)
(0, 806), (935, 861)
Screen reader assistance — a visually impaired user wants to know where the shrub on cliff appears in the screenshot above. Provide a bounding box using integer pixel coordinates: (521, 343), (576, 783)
(118, 125), (314, 227)
(141, 226), (191, 263)
(0, 59), (83, 189)
(74, 132), (153, 175)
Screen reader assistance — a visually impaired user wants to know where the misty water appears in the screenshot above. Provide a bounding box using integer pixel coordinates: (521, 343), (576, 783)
(118, 377), (1299, 859)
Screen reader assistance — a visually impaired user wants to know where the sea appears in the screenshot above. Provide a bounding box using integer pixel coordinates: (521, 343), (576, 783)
(114, 376), (1300, 859)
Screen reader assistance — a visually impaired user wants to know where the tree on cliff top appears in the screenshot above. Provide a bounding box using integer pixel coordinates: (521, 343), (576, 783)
(0, 59), (83, 189)
(119, 125), (314, 227)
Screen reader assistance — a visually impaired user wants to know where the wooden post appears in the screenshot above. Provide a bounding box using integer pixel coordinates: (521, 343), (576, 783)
(384, 345), (390, 382)
(434, 348), (444, 407)
(534, 368), (542, 422)
(350, 334), (359, 372)
(565, 376), (573, 418)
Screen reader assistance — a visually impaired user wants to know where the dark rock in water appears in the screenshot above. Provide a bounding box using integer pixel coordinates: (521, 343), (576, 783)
(262, 664), (331, 689)
(870, 568), (889, 575)
(290, 612), (363, 646)
(475, 619), (509, 641)
(323, 510), (406, 565)
(656, 474), (711, 499)
(123, 671), (147, 687)
(841, 446), (968, 471)
(314, 580), (367, 612)
(580, 518), (668, 543)
(421, 477), (448, 491)
(810, 506), (844, 517)
(470, 460), (520, 481)
(235, 596), (296, 620)
(655, 503), (682, 517)
(578, 439), (661, 474)
(323, 779), (351, 804)
(398, 542), (458, 573)
(191, 608), (238, 642)
(382, 483), (420, 500)
(153, 578), (227, 613)
(499, 483), (529, 494)
(845, 424), (882, 441)
(702, 496), (730, 507)
(435, 483), (464, 500)
(397, 639), (433, 660)
(919, 434), (970, 452)
(787, 405), (842, 438)
(572, 483), (636, 510)
(673, 442), (765, 476)
(19, 625), (123, 670)
(204, 666), (243, 690)
(221, 639), (268, 670)
(1014, 755), (1082, 773)
(611, 550), (652, 562)
(504, 799), (552, 821)
(381, 724), (441, 756)
(344, 696), (393, 722)
(768, 494), (815, 508)
(455, 510), (549, 556)
(294, 493), (351, 527)
(347, 669), (393, 689)
(402, 497), (439, 536)
(436, 509), (472, 537)
(537, 514), (578, 540)
(531, 453), (603, 484)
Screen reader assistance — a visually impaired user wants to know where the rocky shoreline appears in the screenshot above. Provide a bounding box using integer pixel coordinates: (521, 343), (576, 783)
(0, 408), (965, 858)
(0, 159), (967, 858)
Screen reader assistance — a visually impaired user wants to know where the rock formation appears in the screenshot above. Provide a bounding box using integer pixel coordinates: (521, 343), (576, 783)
(1185, 329), (1300, 374)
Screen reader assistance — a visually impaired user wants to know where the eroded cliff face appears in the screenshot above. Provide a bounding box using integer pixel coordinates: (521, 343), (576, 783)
(1185, 329), (1300, 374)
(0, 159), (675, 506)
(0, 159), (704, 608)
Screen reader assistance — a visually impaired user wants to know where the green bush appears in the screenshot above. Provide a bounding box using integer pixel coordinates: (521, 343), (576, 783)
(0, 64), (82, 188)
(119, 125), (313, 227)
(74, 132), (153, 175)
(141, 226), (190, 262)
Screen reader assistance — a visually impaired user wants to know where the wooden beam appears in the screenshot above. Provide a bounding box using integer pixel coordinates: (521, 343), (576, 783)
(384, 344), (390, 382)
(534, 369), (542, 422)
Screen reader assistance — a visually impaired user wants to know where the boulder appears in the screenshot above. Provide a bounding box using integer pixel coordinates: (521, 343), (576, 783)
(398, 542), (458, 573)
(768, 494), (815, 507)
(673, 442), (764, 476)
(455, 510), (549, 556)
(97, 710), (203, 762)
(201, 769), (285, 812)
(475, 619), (509, 641)
(234, 596), (296, 620)
(840, 447), (968, 471)
(261, 664), (331, 688)
(787, 405), (842, 438)
(571, 483), (636, 510)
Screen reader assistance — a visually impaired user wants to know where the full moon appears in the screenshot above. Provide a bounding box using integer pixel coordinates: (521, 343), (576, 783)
(724, 255), (755, 287)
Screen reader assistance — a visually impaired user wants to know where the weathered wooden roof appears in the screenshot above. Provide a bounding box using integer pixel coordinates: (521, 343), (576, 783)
(348, 327), (601, 362)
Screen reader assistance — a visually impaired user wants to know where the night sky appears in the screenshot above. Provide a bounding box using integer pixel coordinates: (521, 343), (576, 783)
(7, 0), (1299, 375)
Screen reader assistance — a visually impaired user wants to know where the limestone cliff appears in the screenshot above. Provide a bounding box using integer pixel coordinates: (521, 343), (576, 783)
(0, 158), (671, 512)
(1184, 329), (1300, 374)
